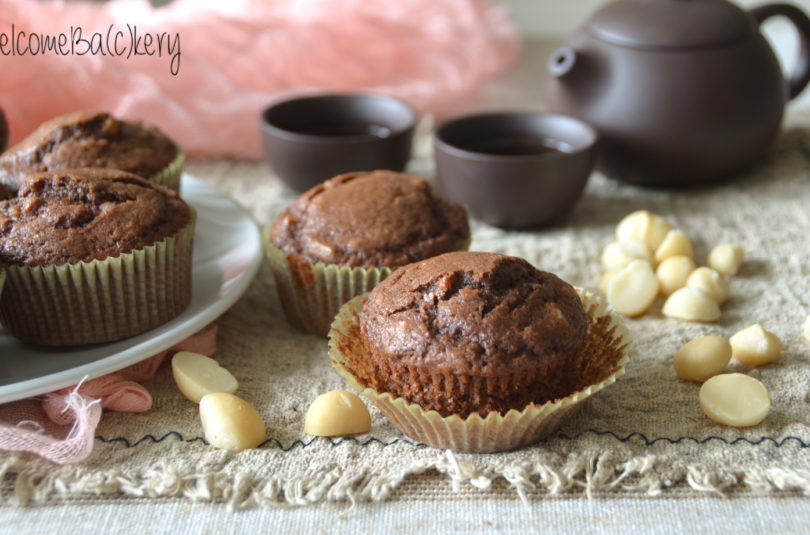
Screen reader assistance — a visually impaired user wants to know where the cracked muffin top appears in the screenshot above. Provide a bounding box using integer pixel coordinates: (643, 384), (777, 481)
(0, 111), (177, 196)
(270, 170), (469, 267)
(359, 251), (588, 416)
(0, 168), (191, 266)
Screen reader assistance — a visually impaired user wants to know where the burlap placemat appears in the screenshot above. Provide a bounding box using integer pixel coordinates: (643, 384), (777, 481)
(1, 120), (809, 508)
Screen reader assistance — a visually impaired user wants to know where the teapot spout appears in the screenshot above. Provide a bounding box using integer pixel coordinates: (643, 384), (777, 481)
(548, 48), (578, 78)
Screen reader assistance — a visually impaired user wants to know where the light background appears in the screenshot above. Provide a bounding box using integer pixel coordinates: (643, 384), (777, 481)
(501, 0), (810, 36)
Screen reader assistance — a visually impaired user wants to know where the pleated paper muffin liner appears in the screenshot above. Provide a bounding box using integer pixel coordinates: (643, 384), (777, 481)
(265, 236), (396, 338)
(264, 229), (471, 337)
(328, 288), (631, 453)
(148, 147), (185, 193)
(0, 213), (195, 347)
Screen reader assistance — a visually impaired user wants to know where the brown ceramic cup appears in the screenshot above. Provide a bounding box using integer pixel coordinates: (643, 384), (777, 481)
(260, 94), (417, 192)
(434, 112), (597, 229)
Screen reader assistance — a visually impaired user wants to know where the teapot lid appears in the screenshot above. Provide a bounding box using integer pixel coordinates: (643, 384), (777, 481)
(588, 0), (751, 48)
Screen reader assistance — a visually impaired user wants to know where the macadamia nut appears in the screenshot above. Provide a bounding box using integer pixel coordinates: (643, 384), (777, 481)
(699, 373), (770, 427)
(656, 256), (695, 296)
(615, 210), (672, 252)
(673, 336), (732, 382)
(172, 351), (238, 403)
(599, 266), (624, 294)
(602, 240), (651, 270)
(729, 324), (782, 366)
(199, 393), (266, 451)
(662, 287), (721, 322)
(305, 390), (371, 437)
(686, 267), (728, 304)
(607, 259), (659, 317)
(654, 229), (694, 262)
(708, 243), (744, 277)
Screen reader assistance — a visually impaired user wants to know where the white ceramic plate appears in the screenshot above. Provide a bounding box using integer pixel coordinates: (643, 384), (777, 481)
(0, 175), (263, 403)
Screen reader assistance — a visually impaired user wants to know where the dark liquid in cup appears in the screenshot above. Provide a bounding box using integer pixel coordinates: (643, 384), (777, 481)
(294, 124), (392, 138)
(463, 137), (571, 156)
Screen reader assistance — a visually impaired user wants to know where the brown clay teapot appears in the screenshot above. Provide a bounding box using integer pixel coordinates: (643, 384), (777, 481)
(546, 0), (810, 187)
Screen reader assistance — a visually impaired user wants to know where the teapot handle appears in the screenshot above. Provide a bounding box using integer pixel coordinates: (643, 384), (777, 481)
(751, 3), (810, 100)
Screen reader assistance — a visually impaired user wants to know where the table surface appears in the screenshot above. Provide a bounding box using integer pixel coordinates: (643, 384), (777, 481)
(3, 39), (810, 533)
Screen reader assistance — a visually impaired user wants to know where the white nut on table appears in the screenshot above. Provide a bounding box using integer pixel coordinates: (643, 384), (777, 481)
(662, 287), (721, 322)
(686, 267), (728, 304)
(708, 243), (744, 277)
(729, 324), (782, 366)
(699, 373), (770, 427)
(601, 240), (651, 270)
(172, 351), (239, 403)
(656, 255), (695, 296)
(599, 266), (624, 294)
(199, 392), (267, 451)
(615, 210), (672, 252)
(673, 335), (732, 382)
(607, 259), (659, 317)
(305, 390), (371, 437)
(654, 229), (694, 262)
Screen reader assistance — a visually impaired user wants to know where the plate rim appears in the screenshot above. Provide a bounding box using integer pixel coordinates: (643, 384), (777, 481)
(0, 174), (263, 403)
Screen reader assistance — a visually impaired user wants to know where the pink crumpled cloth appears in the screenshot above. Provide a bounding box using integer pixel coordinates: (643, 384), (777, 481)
(0, 0), (519, 159)
(0, 324), (218, 465)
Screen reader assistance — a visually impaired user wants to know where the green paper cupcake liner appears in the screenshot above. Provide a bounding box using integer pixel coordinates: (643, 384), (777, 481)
(0, 213), (196, 347)
(264, 227), (471, 337)
(265, 235), (396, 337)
(328, 288), (631, 453)
(148, 146), (185, 193)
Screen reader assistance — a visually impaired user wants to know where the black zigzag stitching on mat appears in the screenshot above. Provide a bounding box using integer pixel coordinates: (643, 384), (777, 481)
(95, 429), (810, 450)
(557, 429), (810, 448)
(95, 432), (425, 450)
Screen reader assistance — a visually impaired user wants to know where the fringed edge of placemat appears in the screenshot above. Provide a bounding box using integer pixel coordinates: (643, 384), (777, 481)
(1, 451), (809, 509)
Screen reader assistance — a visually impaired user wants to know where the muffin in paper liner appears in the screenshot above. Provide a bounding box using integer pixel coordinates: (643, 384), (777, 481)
(264, 233), (396, 338)
(0, 213), (195, 347)
(264, 228), (471, 337)
(327, 288), (631, 453)
(148, 146), (185, 193)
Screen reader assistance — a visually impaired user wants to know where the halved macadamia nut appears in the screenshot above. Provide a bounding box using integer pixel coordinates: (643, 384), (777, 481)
(662, 287), (721, 322)
(656, 255), (695, 296)
(686, 267), (728, 304)
(305, 390), (371, 437)
(602, 240), (651, 270)
(654, 229), (694, 262)
(708, 243), (744, 277)
(616, 210), (672, 252)
(673, 335), (731, 382)
(699, 373), (770, 427)
(607, 259), (659, 317)
(729, 324), (782, 366)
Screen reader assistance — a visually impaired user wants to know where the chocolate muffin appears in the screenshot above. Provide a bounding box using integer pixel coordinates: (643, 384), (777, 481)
(0, 169), (190, 266)
(0, 168), (195, 346)
(359, 251), (588, 417)
(266, 170), (470, 336)
(271, 170), (469, 267)
(0, 111), (181, 197)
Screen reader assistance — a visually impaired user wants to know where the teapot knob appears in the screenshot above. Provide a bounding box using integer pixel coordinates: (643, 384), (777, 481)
(548, 48), (577, 78)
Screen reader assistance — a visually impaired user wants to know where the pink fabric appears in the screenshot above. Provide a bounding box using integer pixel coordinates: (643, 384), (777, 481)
(0, 324), (218, 464)
(0, 0), (519, 159)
